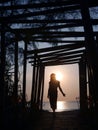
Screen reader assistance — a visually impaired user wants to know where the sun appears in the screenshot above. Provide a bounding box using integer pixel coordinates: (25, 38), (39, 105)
(56, 72), (63, 81)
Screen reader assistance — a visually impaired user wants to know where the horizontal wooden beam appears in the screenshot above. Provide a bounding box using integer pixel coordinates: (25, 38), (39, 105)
(9, 28), (98, 37)
(31, 60), (79, 66)
(44, 61), (79, 66)
(0, 1), (98, 22)
(29, 53), (83, 63)
(42, 57), (81, 65)
(0, 0), (79, 10)
(0, 5), (80, 20)
(41, 51), (84, 61)
(1, 19), (82, 23)
(28, 49), (85, 62)
(7, 24), (83, 33)
(26, 43), (85, 54)
(31, 58), (80, 66)
(1, 19), (98, 25)
(29, 32), (97, 39)
(29, 39), (85, 44)
(0, 0), (97, 11)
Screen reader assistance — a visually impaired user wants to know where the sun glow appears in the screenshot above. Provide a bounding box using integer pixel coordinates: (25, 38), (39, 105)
(57, 101), (66, 111)
(56, 72), (63, 81)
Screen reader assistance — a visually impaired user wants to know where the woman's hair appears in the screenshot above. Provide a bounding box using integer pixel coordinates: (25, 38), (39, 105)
(50, 73), (56, 80)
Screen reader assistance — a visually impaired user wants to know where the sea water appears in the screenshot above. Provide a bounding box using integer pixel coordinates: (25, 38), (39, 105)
(42, 101), (80, 112)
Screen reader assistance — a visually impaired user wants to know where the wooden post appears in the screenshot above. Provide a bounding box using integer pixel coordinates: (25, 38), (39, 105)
(79, 57), (88, 113)
(31, 53), (37, 106)
(0, 23), (6, 125)
(34, 65), (39, 103)
(40, 66), (45, 110)
(36, 65), (40, 104)
(87, 66), (95, 109)
(22, 41), (27, 105)
(37, 65), (42, 107)
(14, 40), (18, 102)
(80, 0), (98, 108)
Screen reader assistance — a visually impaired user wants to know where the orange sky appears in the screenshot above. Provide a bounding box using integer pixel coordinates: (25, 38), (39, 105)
(25, 63), (79, 102)
(43, 64), (79, 102)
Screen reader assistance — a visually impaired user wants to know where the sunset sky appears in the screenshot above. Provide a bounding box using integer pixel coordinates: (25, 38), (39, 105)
(43, 64), (79, 102)
(25, 62), (79, 102)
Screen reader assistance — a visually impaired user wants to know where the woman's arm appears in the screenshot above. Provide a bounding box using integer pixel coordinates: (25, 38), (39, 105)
(58, 81), (65, 96)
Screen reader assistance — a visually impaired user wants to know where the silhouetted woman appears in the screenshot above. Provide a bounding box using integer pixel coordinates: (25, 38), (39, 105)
(47, 73), (65, 113)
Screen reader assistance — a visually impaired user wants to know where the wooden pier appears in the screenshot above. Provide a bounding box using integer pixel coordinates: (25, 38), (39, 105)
(2, 108), (97, 130)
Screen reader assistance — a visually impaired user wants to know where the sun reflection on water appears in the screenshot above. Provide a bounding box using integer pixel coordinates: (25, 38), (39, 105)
(43, 101), (79, 112)
(57, 101), (65, 109)
(57, 101), (68, 112)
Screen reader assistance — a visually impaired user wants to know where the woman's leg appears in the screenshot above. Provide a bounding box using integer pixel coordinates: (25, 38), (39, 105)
(50, 96), (57, 112)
